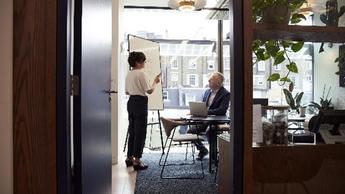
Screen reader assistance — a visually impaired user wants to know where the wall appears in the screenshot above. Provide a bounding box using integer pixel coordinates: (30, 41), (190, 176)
(0, 0), (13, 193)
(314, 1), (345, 108)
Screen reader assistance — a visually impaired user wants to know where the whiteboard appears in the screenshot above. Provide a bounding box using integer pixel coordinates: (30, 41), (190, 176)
(128, 35), (164, 110)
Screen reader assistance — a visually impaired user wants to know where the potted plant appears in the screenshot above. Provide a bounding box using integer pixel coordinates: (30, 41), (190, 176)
(283, 82), (304, 114)
(309, 84), (333, 112)
(252, 0), (307, 24)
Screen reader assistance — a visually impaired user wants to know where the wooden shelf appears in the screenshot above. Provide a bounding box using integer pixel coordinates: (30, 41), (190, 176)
(253, 23), (345, 43)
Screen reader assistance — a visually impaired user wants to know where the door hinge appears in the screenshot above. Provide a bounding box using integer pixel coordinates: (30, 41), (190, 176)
(70, 75), (80, 96)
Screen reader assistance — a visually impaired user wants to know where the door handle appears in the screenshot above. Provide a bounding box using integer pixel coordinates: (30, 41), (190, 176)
(103, 90), (118, 94)
(103, 90), (117, 103)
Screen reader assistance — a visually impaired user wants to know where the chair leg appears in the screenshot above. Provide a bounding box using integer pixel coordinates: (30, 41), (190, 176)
(160, 133), (174, 178)
(185, 143), (188, 161)
(159, 136), (171, 166)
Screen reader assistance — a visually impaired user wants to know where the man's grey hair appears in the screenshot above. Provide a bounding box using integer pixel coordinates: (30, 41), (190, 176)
(211, 72), (224, 85)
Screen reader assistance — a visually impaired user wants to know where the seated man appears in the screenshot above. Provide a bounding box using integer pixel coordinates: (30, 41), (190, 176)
(188, 72), (230, 160)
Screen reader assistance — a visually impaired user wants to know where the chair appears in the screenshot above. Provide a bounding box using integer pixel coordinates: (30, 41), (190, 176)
(160, 117), (205, 179)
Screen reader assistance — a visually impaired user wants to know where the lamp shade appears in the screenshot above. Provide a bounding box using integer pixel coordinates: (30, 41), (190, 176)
(168, 0), (207, 11)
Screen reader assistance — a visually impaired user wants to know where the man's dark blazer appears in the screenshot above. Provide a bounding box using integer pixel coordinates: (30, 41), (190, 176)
(202, 86), (230, 115)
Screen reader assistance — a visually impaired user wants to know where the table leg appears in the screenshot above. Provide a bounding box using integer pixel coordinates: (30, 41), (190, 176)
(208, 124), (217, 173)
(209, 136), (213, 173)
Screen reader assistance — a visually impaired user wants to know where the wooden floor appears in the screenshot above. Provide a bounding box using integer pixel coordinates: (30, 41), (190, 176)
(112, 156), (137, 194)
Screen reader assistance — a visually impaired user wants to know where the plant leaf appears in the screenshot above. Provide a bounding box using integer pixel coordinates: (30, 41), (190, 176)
(291, 41), (304, 52)
(280, 77), (291, 82)
(283, 89), (295, 109)
(335, 57), (339, 63)
(282, 40), (292, 48)
(287, 62), (298, 73)
(291, 13), (306, 24)
(289, 82), (294, 92)
(295, 92), (304, 106)
(267, 73), (280, 81)
(310, 102), (322, 110)
(265, 40), (280, 57)
(274, 51), (285, 65)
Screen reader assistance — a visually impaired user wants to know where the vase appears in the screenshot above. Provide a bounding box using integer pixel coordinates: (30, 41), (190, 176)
(271, 108), (289, 144)
(299, 107), (306, 117)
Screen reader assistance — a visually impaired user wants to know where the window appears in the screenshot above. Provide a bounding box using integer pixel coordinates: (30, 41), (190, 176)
(163, 91), (169, 100)
(187, 74), (198, 87)
(254, 75), (265, 86)
(207, 60), (215, 70)
(171, 60), (178, 70)
(188, 61), (197, 69)
(257, 61), (266, 71)
(224, 58), (230, 70)
(171, 72), (178, 82)
(306, 61), (312, 70)
(306, 75), (312, 81)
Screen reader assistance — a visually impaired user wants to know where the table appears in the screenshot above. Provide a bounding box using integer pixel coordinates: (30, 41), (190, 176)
(180, 115), (230, 173)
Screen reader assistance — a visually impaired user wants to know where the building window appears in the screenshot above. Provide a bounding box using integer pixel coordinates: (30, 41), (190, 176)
(224, 58), (230, 70)
(291, 76), (296, 84)
(257, 61), (266, 71)
(171, 60), (178, 70)
(188, 61), (197, 69)
(207, 60), (215, 70)
(171, 72), (178, 82)
(274, 64), (281, 71)
(163, 91), (169, 100)
(187, 74), (198, 87)
(306, 75), (312, 81)
(254, 75), (265, 86)
(306, 61), (312, 70)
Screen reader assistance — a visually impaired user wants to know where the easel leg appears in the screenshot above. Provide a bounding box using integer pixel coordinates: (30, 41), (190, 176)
(123, 129), (129, 153)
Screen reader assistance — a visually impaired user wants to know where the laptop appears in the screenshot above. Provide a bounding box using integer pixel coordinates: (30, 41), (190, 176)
(189, 101), (208, 117)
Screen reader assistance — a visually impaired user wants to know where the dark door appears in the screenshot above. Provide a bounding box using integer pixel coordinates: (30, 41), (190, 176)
(73, 0), (112, 193)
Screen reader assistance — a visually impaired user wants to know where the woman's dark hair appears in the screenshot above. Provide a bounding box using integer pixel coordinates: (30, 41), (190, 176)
(128, 51), (146, 68)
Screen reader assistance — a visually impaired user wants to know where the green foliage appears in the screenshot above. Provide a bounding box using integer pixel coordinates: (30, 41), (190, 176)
(252, 0), (306, 86)
(309, 85), (333, 111)
(253, 40), (304, 85)
(283, 82), (304, 112)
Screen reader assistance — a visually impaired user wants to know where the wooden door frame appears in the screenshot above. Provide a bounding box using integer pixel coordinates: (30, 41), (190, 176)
(13, 0), (58, 193)
(14, 0), (73, 193)
(229, 0), (253, 193)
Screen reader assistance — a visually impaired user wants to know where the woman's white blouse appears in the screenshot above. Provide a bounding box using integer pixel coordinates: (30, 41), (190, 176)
(125, 69), (152, 96)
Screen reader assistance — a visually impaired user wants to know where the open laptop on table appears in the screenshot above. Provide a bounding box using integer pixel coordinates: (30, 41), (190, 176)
(189, 101), (208, 118)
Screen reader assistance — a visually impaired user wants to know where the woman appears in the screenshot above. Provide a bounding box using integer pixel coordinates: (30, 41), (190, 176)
(125, 51), (160, 170)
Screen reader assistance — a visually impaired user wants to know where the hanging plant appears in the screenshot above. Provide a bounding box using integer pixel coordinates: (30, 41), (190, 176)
(252, 0), (307, 86)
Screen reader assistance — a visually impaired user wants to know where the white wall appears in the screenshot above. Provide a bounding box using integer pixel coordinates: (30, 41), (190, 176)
(0, 0), (13, 193)
(314, 1), (345, 108)
(111, 0), (124, 164)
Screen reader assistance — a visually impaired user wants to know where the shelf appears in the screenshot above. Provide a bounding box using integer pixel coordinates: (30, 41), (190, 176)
(253, 23), (345, 43)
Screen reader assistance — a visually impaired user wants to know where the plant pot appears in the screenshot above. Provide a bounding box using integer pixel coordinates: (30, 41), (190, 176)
(261, 4), (291, 24)
(299, 107), (306, 117)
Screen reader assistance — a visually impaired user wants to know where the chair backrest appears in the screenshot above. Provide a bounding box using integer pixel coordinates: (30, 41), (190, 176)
(160, 117), (182, 137)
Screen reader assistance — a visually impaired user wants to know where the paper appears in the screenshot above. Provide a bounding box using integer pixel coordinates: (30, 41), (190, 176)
(253, 104), (263, 143)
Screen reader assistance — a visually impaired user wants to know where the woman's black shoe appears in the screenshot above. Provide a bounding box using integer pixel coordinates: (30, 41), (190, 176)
(133, 161), (148, 171)
(125, 158), (133, 167)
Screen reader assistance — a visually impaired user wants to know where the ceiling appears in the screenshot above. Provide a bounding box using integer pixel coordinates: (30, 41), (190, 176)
(124, 0), (230, 20)
(124, 0), (222, 8)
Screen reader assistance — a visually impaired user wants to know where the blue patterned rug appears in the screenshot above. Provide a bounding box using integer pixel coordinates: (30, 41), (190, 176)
(135, 152), (218, 194)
